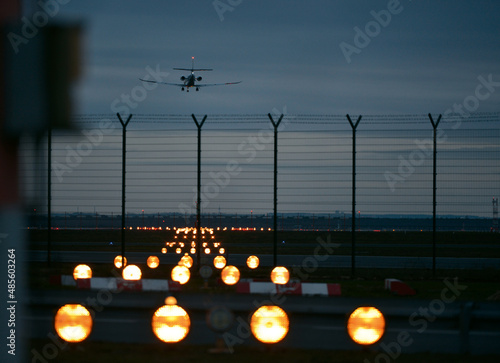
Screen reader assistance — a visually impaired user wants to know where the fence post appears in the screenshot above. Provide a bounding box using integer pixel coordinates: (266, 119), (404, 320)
(117, 113), (132, 269)
(428, 113), (442, 277)
(268, 113), (284, 267)
(192, 114), (207, 270)
(346, 114), (362, 276)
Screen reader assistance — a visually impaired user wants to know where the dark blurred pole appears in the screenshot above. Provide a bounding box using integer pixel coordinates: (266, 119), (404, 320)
(47, 127), (52, 265)
(428, 113), (442, 277)
(192, 114), (207, 270)
(117, 113), (132, 269)
(268, 113), (283, 267)
(346, 114), (362, 277)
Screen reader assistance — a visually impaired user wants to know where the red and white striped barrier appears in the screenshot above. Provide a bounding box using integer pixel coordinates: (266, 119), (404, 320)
(51, 275), (181, 292)
(385, 278), (415, 296)
(236, 281), (341, 296)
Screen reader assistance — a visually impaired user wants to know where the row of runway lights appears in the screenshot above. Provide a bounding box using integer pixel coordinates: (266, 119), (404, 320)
(54, 299), (386, 346)
(70, 261), (386, 347)
(73, 254), (286, 286)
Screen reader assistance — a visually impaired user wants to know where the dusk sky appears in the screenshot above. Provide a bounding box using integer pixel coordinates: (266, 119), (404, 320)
(51, 0), (500, 116)
(18, 1), (500, 218)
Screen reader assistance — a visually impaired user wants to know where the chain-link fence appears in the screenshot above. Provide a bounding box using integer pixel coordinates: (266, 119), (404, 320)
(19, 112), (500, 231)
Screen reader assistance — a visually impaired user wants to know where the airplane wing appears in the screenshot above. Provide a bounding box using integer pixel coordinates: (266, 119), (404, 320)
(139, 79), (184, 87)
(196, 81), (242, 87)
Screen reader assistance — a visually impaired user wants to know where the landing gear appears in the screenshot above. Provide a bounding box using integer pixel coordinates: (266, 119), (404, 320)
(181, 87), (184, 91)
(186, 88), (189, 92)
(196, 87), (199, 91)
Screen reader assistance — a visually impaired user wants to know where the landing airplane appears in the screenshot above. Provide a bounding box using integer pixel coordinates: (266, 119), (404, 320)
(140, 57), (241, 92)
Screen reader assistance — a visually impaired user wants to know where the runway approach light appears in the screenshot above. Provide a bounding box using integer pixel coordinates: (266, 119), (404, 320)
(114, 255), (127, 268)
(213, 255), (227, 269)
(271, 266), (289, 285)
(171, 265), (190, 285)
(221, 265), (240, 285)
(152, 297), (190, 343)
(251, 305), (289, 344)
(180, 253), (193, 268)
(122, 265), (142, 280)
(161, 247), (167, 254)
(147, 255), (160, 269)
(347, 306), (385, 345)
(246, 255), (260, 269)
(54, 304), (92, 343)
(73, 264), (92, 280)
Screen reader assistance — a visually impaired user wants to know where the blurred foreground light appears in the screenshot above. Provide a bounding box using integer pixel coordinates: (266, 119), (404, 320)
(271, 266), (289, 285)
(171, 265), (190, 284)
(73, 264), (92, 280)
(54, 304), (92, 343)
(221, 265), (240, 285)
(114, 255), (127, 268)
(147, 255), (160, 269)
(180, 253), (193, 268)
(152, 298), (190, 343)
(246, 255), (260, 269)
(122, 265), (142, 280)
(251, 305), (289, 343)
(213, 255), (226, 269)
(347, 306), (385, 345)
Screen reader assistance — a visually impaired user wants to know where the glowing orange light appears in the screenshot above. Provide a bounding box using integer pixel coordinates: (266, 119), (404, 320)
(179, 254), (193, 268)
(171, 265), (190, 284)
(161, 247), (167, 254)
(54, 304), (92, 343)
(219, 247), (225, 254)
(175, 247), (182, 254)
(73, 264), (92, 280)
(246, 255), (260, 269)
(204, 247), (211, 254)
(213, 255), (227, 269)
(152, 297), (190, 343)
(190, 247), (196, 254)
(251, 305), (289, 343)
(347, 307), (385, 345)
(271, 266), (289, 285)
(114, 255), (127, 268)
(122, 265), (142, 280)
(147, 255), (160, 269)
(221, 265), (240, 285)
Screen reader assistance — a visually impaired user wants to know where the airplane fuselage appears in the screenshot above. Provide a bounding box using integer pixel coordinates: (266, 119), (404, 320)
(184, 74), (196, 87)
(181, 73), (200, 91)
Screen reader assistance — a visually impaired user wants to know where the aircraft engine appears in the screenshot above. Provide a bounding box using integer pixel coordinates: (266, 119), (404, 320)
(196, 76), (202, 81)
(180, 76), (186, 81)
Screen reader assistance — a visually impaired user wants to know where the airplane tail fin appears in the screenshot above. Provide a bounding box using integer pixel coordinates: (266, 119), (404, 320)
(173, 57), (213, 72)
